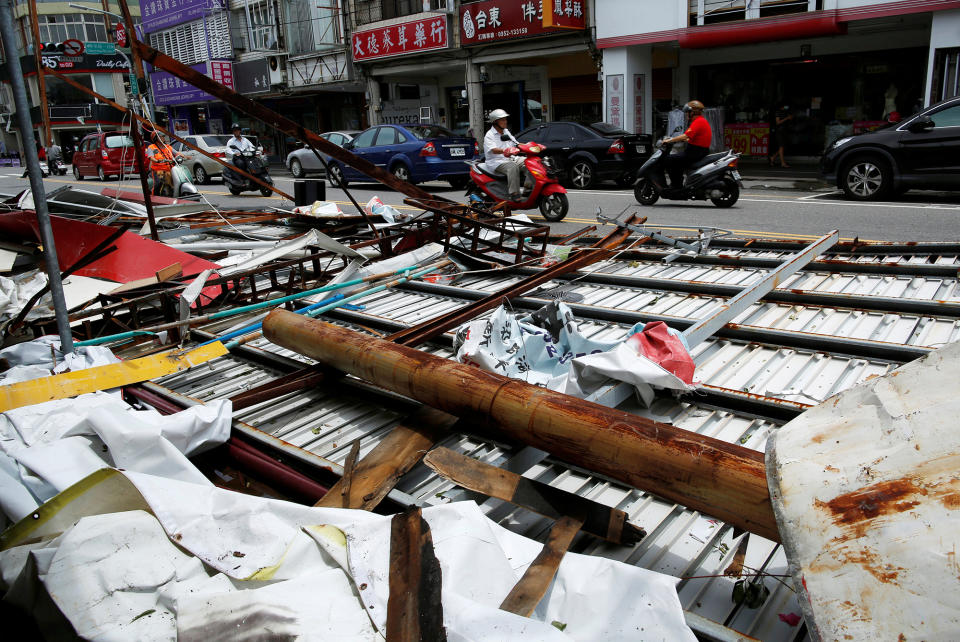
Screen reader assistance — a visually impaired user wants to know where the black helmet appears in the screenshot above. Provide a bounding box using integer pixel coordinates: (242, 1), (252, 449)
(231, 123), (241, 131)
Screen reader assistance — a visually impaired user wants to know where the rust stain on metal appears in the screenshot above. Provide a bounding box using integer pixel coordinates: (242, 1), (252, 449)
(823, 478), (927, 526)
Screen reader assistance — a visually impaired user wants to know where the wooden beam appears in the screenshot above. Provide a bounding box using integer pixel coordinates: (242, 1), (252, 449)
(499, 516), (584, 617)
(423, 447), (645, 545)
(315, 407), (457, 510)
(386, 508), (447, 642)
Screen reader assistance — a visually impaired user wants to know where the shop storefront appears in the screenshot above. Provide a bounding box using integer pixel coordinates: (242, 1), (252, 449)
(149, 61), (235, 139)
(459, 0), (597, 136)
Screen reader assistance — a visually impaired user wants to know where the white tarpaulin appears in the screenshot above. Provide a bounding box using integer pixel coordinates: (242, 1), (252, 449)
(0, 470), (696, 641)
(0, 336), (119, 385)
(454, 302), (695, 406)
(0, 390), (231, 526)
(316, 242), (447, 299)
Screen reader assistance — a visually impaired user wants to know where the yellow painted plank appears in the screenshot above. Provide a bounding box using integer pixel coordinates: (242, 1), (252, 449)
(0, 342), (228, 412)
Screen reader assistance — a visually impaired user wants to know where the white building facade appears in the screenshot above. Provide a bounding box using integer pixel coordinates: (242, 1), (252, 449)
(597, 0), (960, 156)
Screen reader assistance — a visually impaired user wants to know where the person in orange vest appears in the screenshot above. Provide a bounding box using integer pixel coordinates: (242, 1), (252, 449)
(146, 130), (176, 196)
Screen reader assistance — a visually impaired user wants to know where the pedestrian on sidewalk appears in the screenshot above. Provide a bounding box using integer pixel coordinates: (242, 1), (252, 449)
(769, 105), (792, 168)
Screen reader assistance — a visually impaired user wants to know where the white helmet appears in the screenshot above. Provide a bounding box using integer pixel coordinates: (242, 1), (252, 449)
(488, 109), (509, 121)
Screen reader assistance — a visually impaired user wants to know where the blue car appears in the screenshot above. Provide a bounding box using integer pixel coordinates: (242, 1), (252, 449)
(327, 124), (477, 188)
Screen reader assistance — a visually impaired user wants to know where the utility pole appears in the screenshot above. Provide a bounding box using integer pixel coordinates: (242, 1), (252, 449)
(27, 0), (50, 147)
(116, 0), (160, 241)
(0, 0), (74, 353)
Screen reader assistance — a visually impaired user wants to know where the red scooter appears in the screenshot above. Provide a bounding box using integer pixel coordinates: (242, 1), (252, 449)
(466, 141), (569, 221)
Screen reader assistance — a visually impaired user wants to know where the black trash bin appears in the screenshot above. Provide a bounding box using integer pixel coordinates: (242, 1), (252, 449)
(294, 179), (326, 206)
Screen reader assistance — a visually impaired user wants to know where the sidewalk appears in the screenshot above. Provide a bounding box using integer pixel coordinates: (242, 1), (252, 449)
(737, 156), (833, 191)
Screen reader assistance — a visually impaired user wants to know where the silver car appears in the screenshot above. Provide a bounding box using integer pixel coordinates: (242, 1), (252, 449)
(172, 134), (261, 184)
(286, 131), (358, 179)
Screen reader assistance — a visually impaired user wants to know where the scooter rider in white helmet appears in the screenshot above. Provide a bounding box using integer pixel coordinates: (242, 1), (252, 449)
(482, 109), (525, 201)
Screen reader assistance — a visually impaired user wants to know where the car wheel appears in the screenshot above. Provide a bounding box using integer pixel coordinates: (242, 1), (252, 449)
(538, 192), (569, 222)
(634, 178), (659, 206)
(568, 159), (596, 190)
(97, 165), (106, 181)
(840, 155), (892, 201)
(328, 164), (346, 187)
(710, 177), (740, 208)
(391, 163), (412, 184)
(193, 164), (209, 184)
(448, 176), (469, 190)
(73, 164), (83, 180)
(290, 158), (304, 179)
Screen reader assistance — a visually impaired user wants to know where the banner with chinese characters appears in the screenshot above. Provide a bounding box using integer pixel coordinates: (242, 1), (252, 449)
(722, 124), (769, 156)
(460, 0), (586, 46)
(633, 74), (645, 135)
(352, 15), (448, 62)
(140, 0), (226, 33)
(150, 61), (232, 106)
(606, 74), (623, 129)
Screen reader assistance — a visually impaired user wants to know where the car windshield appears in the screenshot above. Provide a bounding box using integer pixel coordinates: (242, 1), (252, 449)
(204, 136), (232, 146)
(406, 125), (455, 140)
(588, 122), (629, 136)
(104, 134), (133, 148)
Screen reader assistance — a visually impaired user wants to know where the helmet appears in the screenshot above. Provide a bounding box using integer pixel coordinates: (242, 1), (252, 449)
(231, 123), (241, 131)
(488, 109), (509, 121)
(683, 100), (705, 114)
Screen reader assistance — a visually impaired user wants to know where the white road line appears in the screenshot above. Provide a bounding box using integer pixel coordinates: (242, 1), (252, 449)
(738, 197), (960, 211)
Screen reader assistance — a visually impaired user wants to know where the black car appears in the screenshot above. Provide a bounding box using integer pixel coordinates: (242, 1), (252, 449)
(821, 96), (960, 200)
(515, 121), (652, 189)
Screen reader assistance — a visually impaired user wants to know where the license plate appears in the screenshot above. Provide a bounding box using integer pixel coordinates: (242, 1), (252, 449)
(449, 147), (465, 157)
(635, 145), (646, 154)
(731, 170), (742, 180)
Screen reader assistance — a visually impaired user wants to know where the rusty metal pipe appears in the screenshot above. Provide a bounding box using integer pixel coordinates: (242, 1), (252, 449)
(262, 309), (779, 541)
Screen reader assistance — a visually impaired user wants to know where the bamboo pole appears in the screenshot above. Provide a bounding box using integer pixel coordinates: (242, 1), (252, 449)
(261, 310), (780, 542)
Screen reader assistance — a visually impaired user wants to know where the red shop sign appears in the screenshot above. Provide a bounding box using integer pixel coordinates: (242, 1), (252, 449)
(460, 0), (586, 46)
(352, 15), (449, 62)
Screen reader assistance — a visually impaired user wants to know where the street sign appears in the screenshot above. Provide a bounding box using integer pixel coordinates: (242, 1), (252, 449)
(61, 39), (84, 56)
(115, 22), (127, 48)
(85, 41), (116, 55)
(129, 71), (139, 95)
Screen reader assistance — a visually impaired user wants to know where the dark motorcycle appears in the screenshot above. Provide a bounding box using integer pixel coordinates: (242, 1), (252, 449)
(48, 155), (67, 176)
(222, 150), (274, 197)
(633, 141), (742, 208)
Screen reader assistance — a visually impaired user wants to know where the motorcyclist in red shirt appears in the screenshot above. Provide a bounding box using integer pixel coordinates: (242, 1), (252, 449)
(663, 100), (712, 189)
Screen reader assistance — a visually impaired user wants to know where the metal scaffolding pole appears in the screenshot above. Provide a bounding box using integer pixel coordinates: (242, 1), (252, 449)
(0, 0), (73, 353)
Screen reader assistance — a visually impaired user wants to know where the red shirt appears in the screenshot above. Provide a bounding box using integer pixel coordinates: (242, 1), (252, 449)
(685, 115), (712, 149)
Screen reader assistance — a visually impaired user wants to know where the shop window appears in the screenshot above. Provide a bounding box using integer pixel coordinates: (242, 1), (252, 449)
(149, 14), (230, 66)
(38, 14), (108, 44)
(397, 84), (420, 100)
(689, 0), (820, 26)
(931, 48), (960, 104)
(382, 0), (444, 20)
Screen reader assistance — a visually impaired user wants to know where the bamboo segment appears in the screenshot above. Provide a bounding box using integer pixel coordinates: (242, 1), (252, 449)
(262, 310), (779, 541)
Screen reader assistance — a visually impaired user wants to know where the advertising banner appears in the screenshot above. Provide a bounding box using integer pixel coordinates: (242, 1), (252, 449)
(140, 0), (226, 33)
(19, 52), (131, 75)
(723, 123), (769, 156)
(606, 74), (623, 129)
(460, 0), (586, 46)
(150, 62), (214, 106)
(633, 74), (645, 135)
(352, 15), (448, 62)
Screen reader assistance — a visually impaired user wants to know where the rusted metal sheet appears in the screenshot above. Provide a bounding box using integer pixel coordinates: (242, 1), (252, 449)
(261, 309), (778, 541)
(387, 508), (447, 642)
(423, 446), (645, 545)
(499, 515), (583, 617)
(387, 215), (646, 347)
(767, 339), (960, 641)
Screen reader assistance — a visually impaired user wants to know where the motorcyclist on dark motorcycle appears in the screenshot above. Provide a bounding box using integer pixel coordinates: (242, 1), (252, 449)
(222, 123), (274, 196)
(661, 100), (712, 190)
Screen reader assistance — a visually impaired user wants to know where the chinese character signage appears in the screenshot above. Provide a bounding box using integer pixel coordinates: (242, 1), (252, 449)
(606, 74), (623, 129)
(633, 74), (645, 134)
(151, 61), (231, 106)
(460, 0), (586, 46)
(139, 0), (225, 33)
(352, 15), (448, 62)
(209, 60), (234, 89)
(234, 59), (270, 95)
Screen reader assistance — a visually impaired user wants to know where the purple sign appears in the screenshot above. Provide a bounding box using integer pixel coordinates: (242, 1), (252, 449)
(140, 0), (225, 33)
(151, 63), (213, 105)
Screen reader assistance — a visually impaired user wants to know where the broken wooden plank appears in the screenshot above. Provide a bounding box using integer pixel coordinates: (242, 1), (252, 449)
(316, 407), (458, 510)
(423, 447), (645, 545)
(499, 515), (584, 617)
(0, 342), (227, 412)
(337, 439), (361, 509)
(107, 262), (183, 295)
(387, 508), (446, 642)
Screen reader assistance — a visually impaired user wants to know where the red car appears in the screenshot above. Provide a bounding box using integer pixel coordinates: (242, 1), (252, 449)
(72, 131), (143, 181)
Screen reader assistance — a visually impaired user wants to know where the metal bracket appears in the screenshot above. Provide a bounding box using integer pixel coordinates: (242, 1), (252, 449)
(597, 213), (733, 262)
